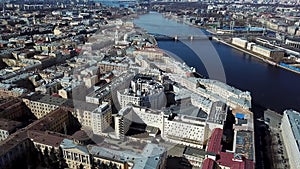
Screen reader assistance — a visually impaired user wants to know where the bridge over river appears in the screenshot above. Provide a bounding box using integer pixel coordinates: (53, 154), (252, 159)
(149, 33), (213, 41)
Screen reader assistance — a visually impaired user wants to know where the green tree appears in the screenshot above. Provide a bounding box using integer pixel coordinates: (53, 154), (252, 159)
(49, 147), (59, 169)
(43, 147), (51, 167)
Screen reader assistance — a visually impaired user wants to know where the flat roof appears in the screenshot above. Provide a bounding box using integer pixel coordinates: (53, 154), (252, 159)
(207, 101), (227, 124)
(0, 118), (22, 132)
(168, 104), (207, 119)
(235, 130), (254, 160)
(28, 130), (69, 148)
(183, 146), (206, 157)
(60, 138), (89, 154)
(24, 93), (67, 106)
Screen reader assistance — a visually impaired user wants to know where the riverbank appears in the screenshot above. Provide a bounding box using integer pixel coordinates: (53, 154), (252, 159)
(216, 39), (277, 65)
(162, 12), (300, 75)
(215, 38), (300, 75)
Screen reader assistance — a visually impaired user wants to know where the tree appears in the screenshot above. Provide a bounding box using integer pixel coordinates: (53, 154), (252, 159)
(49, 147), (59, 169)
(26, 147), (38, 169)
(43, 147), (51, 167)
(57, 147), (68, 169)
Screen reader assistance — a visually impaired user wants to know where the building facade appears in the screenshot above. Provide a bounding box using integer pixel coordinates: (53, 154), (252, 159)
(281, 109), (300, 169)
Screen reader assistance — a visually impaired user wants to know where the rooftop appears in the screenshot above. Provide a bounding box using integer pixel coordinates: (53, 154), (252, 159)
(216, 152), (254, 169)
(0, 118), (22, 132)
(24, 93), (67, 106)
(60, 138), (89, 154)
(183, 146), (206, 158)
(168, 104), (207, 119)
(235, 130), (254, 160)
(88, 143), (165, 169)
(206, 128), (223, 155)
(207, 101), (227, 124)
(28, 130), (69, 148)
(202, 158), (217, 169)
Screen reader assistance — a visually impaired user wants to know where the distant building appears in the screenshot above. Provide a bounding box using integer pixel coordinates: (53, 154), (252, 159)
(170, 74), (252, 109)
(0, 83), (27, 98)
(35, 81), (62, 95)
(133, 48), (164, 61)
(98, 61), (128, 74)
(281, 109), (300, 169)
(252, 45), (285, 59)
(232, 38), (248, 49)
(285, 37), (300, 49)
(85, 85), (111, 105)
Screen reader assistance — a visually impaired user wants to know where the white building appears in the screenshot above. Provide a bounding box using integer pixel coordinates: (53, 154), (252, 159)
(251, 45), (285, 59)
(162, 114), (208, 149)
(117, 74), (167, 110)
(115, 105), (209, 148)
(169, 74), (251, 109)
(232, 37), (248, 48)
(281, 109), (300, 169)
(88, 143), (167, 169)
(91, 103), (112, 136)
(60, 139), (91, 169)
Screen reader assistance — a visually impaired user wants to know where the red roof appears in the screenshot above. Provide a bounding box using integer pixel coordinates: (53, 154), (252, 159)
(216, 152), (255, 169)
(206, 128), (223, 154)
(202, 158), (216, 169)
(244, 159), (255, 169)
(217, 152), (234, 167)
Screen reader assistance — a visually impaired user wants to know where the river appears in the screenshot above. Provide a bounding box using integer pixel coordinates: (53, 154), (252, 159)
(134, 12), (300, 113)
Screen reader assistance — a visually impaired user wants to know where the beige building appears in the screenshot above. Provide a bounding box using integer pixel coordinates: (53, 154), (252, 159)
(251, 45), (285, 59)
(22, 93), (68, 119)
(28, 130), (69, 153)
(60, 139), (91, 169)
(133, 48), (164, 61)
(232, 37), (248, 48)
(91, 103), (112, 136)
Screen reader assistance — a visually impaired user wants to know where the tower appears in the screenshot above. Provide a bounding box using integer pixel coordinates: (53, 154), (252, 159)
(114, 29), (119, 45)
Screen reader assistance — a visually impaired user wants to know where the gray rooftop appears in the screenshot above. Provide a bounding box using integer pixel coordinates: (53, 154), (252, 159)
(207, 101), (227, 124)
(88, 143), (165, 169)
(24, 93), (67, 106)
(60, 138), (89, 154)
(183, 146), (206, 157)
